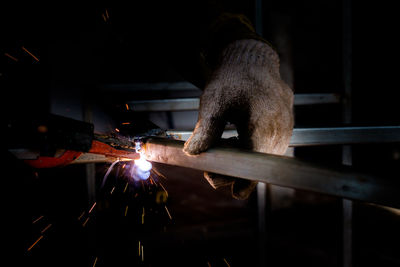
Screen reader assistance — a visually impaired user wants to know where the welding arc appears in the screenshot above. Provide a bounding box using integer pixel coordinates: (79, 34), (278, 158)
(101, 160), (120, 188)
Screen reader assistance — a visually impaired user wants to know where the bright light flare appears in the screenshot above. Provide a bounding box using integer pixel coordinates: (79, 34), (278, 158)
(130, 157), (152, 181)
(130, 141), (152, 181)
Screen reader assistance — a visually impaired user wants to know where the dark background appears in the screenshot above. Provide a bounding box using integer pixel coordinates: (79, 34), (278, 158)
(2, 1), (399, 266)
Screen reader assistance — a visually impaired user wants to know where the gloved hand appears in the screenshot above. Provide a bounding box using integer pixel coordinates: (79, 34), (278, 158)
(183, 39), (294, 200)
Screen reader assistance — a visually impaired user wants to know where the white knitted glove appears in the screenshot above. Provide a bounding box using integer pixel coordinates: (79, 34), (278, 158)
(183, 39), (294, 199)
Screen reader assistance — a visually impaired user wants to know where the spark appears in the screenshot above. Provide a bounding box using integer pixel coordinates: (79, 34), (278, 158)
(158, 182), (169, 197)
(22, 46), (39, 61)
(41, 223), (52, 234)
(122, 122), (130, 125)
(115, 128), (120, 132)
(124, 205), (129, 217)
(101, 159), (120, 188)
(88, 202), (97, 214)
(105, 9), (109, 19)
(82, 217), (90, 227)
(110, 186), (115, 194)
(207, 262), (212, 267)
(92, 257), (98, 267)
(77, 211), (85, 220)
(125, 103), (129, 110)
(141, 180), (146, 192)
(32, 215), (44, 224)
(123, 182), (129, 193)
(153, 168), (167, 179)
(164, 205), (172, 220)
(4, 52), (18, 62)
(142, 207), (145, 224)
(141, 245), (144, 262)
(223, 258), (231, 267)
(101, 13), (107, 22)
(138, 241), (141, 256)
(27, 235), (43, 251)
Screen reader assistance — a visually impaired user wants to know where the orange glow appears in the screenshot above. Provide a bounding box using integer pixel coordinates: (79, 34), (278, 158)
(32, 215), (44, 224)
(164, 205), (172, 220)
(27, 235), (44, 251)
(124, 205), (129, 216)
(4, 52), (18, 62)
(123, 182), (129, 193)
(22, 46), (39, 61)
(223, 258), (231, 267)
(82, 217), (90, 227)
(88, 202), (97, 213)
(77, 211), (85, 220)
(41, 223), (52, 234)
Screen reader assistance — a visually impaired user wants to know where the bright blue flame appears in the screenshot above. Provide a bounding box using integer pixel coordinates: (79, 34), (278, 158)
(132, 157), (152, 180)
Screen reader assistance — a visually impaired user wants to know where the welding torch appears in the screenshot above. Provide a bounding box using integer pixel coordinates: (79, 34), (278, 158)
(7, 113), (163, 168)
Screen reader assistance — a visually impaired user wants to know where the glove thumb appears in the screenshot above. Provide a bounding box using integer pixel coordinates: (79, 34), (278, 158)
(183, 99), (226, 155)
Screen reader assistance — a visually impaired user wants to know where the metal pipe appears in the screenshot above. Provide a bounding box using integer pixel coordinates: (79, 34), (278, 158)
(143, 137), (400, 208)
(127, 94), (341, 112)
(167, 126), (400, 146)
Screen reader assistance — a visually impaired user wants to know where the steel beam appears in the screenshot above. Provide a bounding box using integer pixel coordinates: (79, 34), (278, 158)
(100, 82), (199, 92)
(143, 138), (400, 208)
(128, 98), (200, 112)
(127, 94), (341, 112)
(166, 126), (400, 146)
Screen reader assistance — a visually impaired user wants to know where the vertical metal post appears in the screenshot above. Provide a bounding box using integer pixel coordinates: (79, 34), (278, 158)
(255, 1), (268, 266)
(342, 0), (353, 266)
(257, 182), (267, 267)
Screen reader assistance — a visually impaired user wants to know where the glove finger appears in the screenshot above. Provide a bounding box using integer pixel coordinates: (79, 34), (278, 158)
(231, 179), (258, 200)
(203, 171), (235, 189)
(183, 95), (226, 155)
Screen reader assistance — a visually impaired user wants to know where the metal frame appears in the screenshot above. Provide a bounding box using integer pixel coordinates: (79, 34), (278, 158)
(126, 93), (341, 112)
(166, 126), (400, 146)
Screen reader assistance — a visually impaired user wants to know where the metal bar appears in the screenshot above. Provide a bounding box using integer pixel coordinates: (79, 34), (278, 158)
(100, 82), (199, 92)
(294, 93), (341, 105)
(342, 0), (353, 265)
(254, 0), (268, 265)
(128, 98), (200, 112)
(143, 138), (400, 208)
(290, 126), (400, 146)
(166, 126), (400, 146)
(127, 94), (341, 112)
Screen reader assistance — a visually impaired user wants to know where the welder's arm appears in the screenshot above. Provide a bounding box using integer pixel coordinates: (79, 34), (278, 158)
(183, 15), (294, 199)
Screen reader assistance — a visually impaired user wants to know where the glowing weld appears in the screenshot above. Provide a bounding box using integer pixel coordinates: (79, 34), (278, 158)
(129, 141), (152, 181)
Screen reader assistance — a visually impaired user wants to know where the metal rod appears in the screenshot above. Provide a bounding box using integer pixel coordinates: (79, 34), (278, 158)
(342, 0), (353, 265)
(254, 0), (267, 265)
(167, 126), (400, 146)
(143, 138), (400, 208)
(100, 82), (199, 92)
(127, 94), (341, 112)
